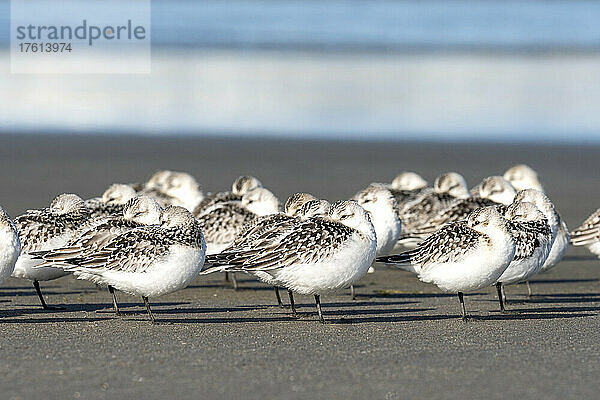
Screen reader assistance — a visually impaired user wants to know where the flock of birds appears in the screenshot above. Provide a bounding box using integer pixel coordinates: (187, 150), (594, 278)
(0, 164), (599, 324)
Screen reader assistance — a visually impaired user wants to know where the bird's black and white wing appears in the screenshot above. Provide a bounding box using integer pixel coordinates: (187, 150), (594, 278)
(389, 187), (431, 207)
(39, 218), (144, 265)
(85, 198), (126, 219)
(72, 227), (172, 274)
(409, 197), (499, 236)
(230, 213), (298, 249)
(506, 220), (551, 260)
(193, 192), (242, 216)
(14, 209), (94, 253)
(378, 222), (482, 269)
(205, 218), (355, 272)
(196, 202), (258, 245)
(570, 208), (600, 246)
(399, 192), (459, 230)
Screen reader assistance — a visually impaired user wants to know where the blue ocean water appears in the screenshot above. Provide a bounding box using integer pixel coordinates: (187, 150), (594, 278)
(1, 0), (599, 142)
(1, 0), (599, 50)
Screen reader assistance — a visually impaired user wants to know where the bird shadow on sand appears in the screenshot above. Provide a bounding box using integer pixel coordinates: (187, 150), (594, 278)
(367, 292), (477, 300)
(3, 301), (188, 315)
(471, 311), (596, 321)
(0, 316), (112, 324)
(526, 278), (599, 284)
(186, 283), (274, 291)
(495, 305), (600, 313)
(481, 292), (600, 305)
(0, 289), (82, 297)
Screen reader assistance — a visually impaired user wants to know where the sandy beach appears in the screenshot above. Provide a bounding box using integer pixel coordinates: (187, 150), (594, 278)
(0, 134), (598, 399)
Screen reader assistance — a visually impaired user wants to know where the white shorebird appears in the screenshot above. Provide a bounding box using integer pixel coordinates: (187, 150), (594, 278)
(504, 166), (568, 288)
(503, 164), (545, 193)
(405, 176), (517, 241)
(354, 184), (402, 257)
(472, 176), (518, 205)
(570, 208), (600, 258)
(140, 170), (204, 212)
(202, 200), (377, 323)
(61, 206), (206, 324)
(37, 196), (162, 315)
(0, 206), (21, 286)
(85, 184), (137, 219)
(387, 171), (431, 207)
(512, 189), (566, 295)
(353, 184), (402, 288)
(397, 172), (470, 247)
(196, 187), (280, 290)
(210, 195), (327, 309)
(194, 175), (263, 215)
(196, 187), (280, 256)
(494, 202), (553, 311)
(12, 194), (98, 309)
(378, 207), (515, 320)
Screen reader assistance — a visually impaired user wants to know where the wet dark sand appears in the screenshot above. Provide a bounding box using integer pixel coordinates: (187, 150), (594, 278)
(0, 134), (599, 399)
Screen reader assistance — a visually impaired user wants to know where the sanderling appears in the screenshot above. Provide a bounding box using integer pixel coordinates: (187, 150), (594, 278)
(62, 206), (206, 324)
(194, 176), (263, 216)
(378, 207), (515, 321)
(0, 206), (21, 285)
(236, 198), (331, 310)
(196, 187), (280, 256)
(504, 166), (568, 280)
(221, 193), (323, 307)
(202, 200), (377, 323)
(472, 176), (517, 205)
(353, 184), (401, 292)
(387, 172), (431, 207)
(12, 194), (98, 309)
(85, 183), (137, 219)
(397, 172), (470, 246)
(570, 207), (600, 258)
(503, 164), (545, 193)
(406, 176), (516, 240)
(494, 201), (553, 311)
(512, 189), (566, 294)
(37, 196), (162, 315)
(140, 170), (204, 212)
(354, 185), (402, 257)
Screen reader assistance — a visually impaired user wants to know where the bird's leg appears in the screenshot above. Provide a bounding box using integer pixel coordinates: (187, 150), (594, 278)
(224, 272), (230, 282)
(288, 290), (299, 318)
(108, 285), (121, 316)
(33, 280), (63, 310)
(274, 287), (284, 308)
(314, 294), (325, 323)
(496, 282), (505, 312)
(350, 285), (356, 300)
(526, 281), (533, 297)
(458, 292), (467, 322)
(501, 283), (507, 304)
(231, 273), (238, 290)
(142, 296), (156, 324)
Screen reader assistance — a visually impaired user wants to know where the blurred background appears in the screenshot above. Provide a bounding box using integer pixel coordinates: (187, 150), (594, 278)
(1, 0), (600, 142)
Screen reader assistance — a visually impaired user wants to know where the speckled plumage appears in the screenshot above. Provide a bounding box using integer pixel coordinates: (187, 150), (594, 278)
(0, 206), (20, 284)
(202, 201), (377, 303)
(74, 223), (204, 274)
(197, 202), (258, 247)
(61, 206), (206, 302)
(570, 208), (600, 257)
(208, 217), (356, 272)
(506, 219), (551, 261)
(408, 197), (499, 236)
(14, 196), (96, 254)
